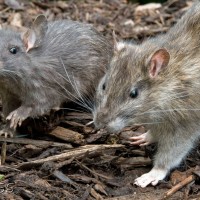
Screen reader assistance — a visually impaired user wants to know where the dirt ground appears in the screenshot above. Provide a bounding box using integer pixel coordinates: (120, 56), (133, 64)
(0, 0), (200, 199)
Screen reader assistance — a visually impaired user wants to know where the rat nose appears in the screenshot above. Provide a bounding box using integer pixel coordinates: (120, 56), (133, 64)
(94, 122), (105, 130)
(93, 109), (108, 129)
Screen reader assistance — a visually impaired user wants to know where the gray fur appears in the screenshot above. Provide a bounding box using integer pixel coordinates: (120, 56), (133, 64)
(0, 16), (113, 133)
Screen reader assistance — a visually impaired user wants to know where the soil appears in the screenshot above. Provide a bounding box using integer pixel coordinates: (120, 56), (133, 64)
(0, 0), (200, 199)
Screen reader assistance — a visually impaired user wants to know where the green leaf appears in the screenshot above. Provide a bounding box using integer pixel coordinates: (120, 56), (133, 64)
(0, 174), (5, 181)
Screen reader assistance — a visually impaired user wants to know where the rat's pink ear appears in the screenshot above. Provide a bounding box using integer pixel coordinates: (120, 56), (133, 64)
(22, 29), (37, 52)
(149, 48), (170, 78)
(22, 15), (48, 52)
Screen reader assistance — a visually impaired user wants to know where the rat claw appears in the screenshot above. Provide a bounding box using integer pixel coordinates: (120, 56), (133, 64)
(12, 119), (18, 130)
(130, 131), (153, 146)
(6, 112), (14, 121)
(6, 111), (17, 129)
(152, 179), (159, 186)
(10, 115), (17, 129)
(131, 136), (146, 145)
(139, 142), (150, 146)
(18, 119), (22, 127)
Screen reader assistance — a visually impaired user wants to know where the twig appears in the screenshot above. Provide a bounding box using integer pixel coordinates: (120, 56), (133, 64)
(0, 165), (20, 172)
(163, 175), (195, 199)
(0, 141), (7, 165)
(0, 7), (10, 14)
(0, 137), (72, 148)
(55, 157), (75, 169)
(76, 160), (112, 180)
(16, 144), (124, 169)
(52, 170), (78, 188)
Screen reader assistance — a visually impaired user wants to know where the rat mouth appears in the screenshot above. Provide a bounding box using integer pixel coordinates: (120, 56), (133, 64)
(106, 117), (126, 134)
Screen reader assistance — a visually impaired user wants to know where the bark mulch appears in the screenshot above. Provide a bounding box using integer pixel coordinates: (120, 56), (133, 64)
(0, 0), (199, 199)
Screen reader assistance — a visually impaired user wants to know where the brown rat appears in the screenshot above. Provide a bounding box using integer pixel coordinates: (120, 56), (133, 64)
(0, 15), (113, 137)
(93, 2), (200, 187)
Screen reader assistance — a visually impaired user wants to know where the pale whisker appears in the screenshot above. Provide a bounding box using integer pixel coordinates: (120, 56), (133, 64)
(52, 77), (93, 112)
(58, 57), (93, 111)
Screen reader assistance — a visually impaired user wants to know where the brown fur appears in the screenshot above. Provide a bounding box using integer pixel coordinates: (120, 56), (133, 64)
(93, 1), (200, 187)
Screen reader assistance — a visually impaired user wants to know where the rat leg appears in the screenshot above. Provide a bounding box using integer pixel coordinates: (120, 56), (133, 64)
(130, 130), (155, 146)
(0, 95), (21, 137)
(6, 99), (56, 130)
(134, 128), (197, 187)
(5, 88), (61, 131)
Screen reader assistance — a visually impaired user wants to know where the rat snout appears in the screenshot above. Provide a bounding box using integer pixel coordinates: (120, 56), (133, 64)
(94, 110), (126, 134)
(93, 108), (109, 130)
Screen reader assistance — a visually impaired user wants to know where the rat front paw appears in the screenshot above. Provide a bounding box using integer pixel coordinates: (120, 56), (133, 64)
(6, 107), (32, 129)
(134, 168), (167, 188)
(0, 128), (14, 138)
(130, 130), (153, 146)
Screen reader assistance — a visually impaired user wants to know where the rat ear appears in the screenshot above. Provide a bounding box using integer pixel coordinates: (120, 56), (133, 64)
(112, 31), (127, 55)
(149, 48), (170, 78)
(112, 30), (118, 53)
(22, 15), (48, 52)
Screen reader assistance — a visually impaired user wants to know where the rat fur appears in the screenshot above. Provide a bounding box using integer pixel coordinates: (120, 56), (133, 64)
(0, 15), (112, 136)
(93, 2), (200, 187)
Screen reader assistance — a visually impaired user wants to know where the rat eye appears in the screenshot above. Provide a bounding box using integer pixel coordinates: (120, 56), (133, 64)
(9, 47), (18, 54)
(130, 88), (138, 98)
(102, 83), (106, 90)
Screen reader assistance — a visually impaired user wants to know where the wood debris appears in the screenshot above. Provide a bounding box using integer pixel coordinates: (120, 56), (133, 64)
(0, 0), (199, 199)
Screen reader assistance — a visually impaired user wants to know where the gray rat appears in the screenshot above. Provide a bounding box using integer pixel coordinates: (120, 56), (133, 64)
(0, 15), (112, 137)
(93, 2), (200, 187)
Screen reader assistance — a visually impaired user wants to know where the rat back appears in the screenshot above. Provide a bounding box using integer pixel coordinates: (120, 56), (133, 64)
(26, 19), (112, 112)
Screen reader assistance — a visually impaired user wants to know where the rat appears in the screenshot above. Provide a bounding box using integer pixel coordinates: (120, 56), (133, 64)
(0, 15), (113, 137)
(93, 2), (200, 187)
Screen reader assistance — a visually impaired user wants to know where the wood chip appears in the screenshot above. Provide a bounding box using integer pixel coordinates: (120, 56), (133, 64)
(90, 188), (104, 200)
(49, 126), (85, 144)
(114, 156), (151, 168)
(10, 12), (22, 27)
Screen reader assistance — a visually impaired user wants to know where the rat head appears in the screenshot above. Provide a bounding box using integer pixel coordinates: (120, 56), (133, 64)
(0, 15), (48, 84)
(93, 41), (170, 133)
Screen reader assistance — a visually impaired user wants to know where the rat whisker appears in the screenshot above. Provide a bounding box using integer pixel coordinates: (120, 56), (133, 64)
(86, 120), (94, 126)
(139, 121), (164, 125)
(136, 92), (196, 117)
(52, 77), (92, 112)
(59, 57), (79, 94)
(58, 107), (91, 116)
(137, 108), (200, 117)
(81, 93), (94, 111)
(71, 73), (93, 111)
(55, 62), (92, 111)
